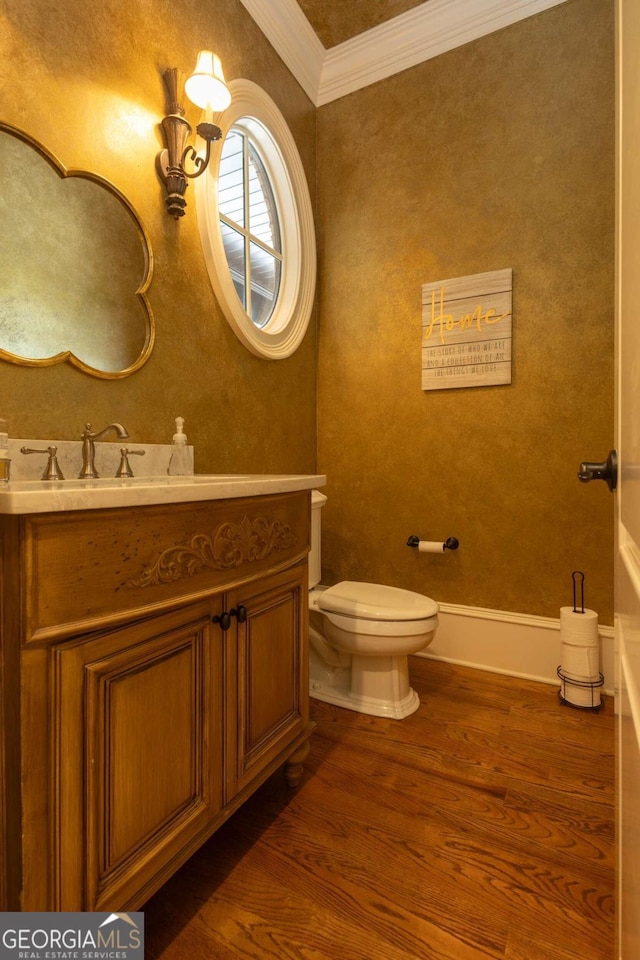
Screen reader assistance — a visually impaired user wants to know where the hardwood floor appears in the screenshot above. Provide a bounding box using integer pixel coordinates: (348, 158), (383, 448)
(143, 659), (615, 960)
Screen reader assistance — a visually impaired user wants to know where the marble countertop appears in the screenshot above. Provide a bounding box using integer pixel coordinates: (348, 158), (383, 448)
(0, 474), (327, 514)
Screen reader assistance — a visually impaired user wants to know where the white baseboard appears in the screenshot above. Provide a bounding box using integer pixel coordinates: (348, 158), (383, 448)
(418, 602), (615, 696)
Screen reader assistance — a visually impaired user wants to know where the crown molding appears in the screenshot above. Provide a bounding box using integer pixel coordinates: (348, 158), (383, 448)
(239, 0), (569, 107)
(238, 0), (324, 103)
(318, 0), (569, 106)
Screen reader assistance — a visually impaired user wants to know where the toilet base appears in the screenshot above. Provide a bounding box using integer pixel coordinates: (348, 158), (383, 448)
(309, 649), (421, 719)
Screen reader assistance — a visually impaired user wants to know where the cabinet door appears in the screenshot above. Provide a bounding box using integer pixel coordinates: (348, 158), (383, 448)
(54, 601), (225, 910)
(228, 564), (308, 796)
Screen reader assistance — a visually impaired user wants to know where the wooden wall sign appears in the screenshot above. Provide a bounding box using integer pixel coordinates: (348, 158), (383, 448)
(422, 268), (512, 391)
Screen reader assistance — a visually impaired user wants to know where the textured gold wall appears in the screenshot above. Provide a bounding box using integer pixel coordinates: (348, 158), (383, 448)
(317, 0), (615, 621)
(0, 0), (317, 474)
(296, 0), (425, 48)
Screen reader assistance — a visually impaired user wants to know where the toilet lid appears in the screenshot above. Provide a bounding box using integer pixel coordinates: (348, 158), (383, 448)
(318, 581), (438, 621)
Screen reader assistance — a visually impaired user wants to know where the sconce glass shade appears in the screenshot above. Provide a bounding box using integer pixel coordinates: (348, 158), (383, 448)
(185, 51), (231, 112)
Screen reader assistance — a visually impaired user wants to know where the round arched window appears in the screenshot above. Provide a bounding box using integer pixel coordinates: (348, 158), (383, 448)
(196, 80), (316, 359)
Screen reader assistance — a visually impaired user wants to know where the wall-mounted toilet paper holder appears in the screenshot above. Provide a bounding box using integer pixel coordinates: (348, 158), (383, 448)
(407, 535), (459, 551)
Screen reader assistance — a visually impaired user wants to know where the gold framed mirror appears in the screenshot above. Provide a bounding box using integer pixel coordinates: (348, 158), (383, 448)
(0, 121), (155, 379)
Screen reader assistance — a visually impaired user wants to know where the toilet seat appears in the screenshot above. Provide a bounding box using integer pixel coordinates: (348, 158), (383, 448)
(317, 581), (438, 622)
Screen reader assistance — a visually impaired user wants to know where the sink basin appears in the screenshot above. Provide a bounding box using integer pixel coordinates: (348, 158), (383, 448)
(0, 473), (326, 514)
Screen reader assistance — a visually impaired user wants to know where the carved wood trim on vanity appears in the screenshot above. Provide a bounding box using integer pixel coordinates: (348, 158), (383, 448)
(0, 490), (314, 911)
(131, 513), (296, 588)
(22, 491), (308, 643)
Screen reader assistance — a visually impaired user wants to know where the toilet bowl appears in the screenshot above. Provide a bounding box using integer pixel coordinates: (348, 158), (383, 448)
(309, 492), (439, 719)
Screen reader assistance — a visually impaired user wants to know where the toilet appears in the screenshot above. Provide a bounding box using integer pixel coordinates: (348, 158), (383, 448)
(309, 491), (439, 719)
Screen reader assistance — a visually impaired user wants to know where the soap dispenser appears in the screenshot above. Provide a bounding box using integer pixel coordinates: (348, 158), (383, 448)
(167, 417), (194, 476)
(0, 418), (10, 482)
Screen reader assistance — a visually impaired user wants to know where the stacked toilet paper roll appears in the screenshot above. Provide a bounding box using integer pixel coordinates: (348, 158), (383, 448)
(559, 606), (601, 707)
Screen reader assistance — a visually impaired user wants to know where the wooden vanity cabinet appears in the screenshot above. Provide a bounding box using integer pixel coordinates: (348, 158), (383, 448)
(0, 490), (313, 911)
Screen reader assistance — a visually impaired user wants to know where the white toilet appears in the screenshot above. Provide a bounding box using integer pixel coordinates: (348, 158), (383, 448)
(309, 491), (439, 719)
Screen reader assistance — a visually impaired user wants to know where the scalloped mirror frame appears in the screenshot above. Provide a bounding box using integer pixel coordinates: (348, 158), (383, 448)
(0, 121), (155, 379)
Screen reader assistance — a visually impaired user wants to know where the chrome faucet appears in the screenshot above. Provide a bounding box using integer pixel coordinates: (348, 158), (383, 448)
(79, 422), (129, 479)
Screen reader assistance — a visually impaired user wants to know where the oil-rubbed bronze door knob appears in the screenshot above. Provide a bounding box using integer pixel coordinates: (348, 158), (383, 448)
(577, 449), (617, 492)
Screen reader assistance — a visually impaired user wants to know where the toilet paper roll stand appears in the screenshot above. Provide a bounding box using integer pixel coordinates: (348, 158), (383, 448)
(557, 570), (604, 712)
(572, 570), (585, 614)
(556, 666), (604, 712)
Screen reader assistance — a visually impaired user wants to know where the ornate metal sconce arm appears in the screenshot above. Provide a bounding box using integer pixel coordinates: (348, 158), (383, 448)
(182, 122), (222, 180)
(157, 70), (223, 219)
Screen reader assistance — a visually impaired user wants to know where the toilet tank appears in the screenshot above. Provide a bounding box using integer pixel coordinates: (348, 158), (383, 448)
(309, 490), (327, 588)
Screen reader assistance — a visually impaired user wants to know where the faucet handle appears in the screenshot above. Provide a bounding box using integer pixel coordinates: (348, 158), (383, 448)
(21, 446), (65, 481)
(115, 448), (145, 478)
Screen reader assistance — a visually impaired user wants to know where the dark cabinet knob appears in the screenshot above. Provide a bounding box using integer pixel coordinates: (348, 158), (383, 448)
(231, 605), (247, 623)
(212, 611), (232, 631)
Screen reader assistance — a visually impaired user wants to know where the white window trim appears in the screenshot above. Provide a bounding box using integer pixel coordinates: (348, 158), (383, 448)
(196, 79), (317, 359)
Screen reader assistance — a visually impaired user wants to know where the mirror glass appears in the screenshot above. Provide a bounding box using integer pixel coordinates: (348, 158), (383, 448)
(0, 123), (154, 378)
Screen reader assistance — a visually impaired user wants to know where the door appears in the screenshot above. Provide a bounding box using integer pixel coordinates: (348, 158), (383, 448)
(616, 1), (640, 955)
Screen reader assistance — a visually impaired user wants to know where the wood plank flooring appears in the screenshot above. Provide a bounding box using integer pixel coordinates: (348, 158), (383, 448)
(143, 659), (615, 960)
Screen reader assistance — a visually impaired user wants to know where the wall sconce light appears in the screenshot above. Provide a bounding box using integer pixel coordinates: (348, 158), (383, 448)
(157, 51), (232, 220)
